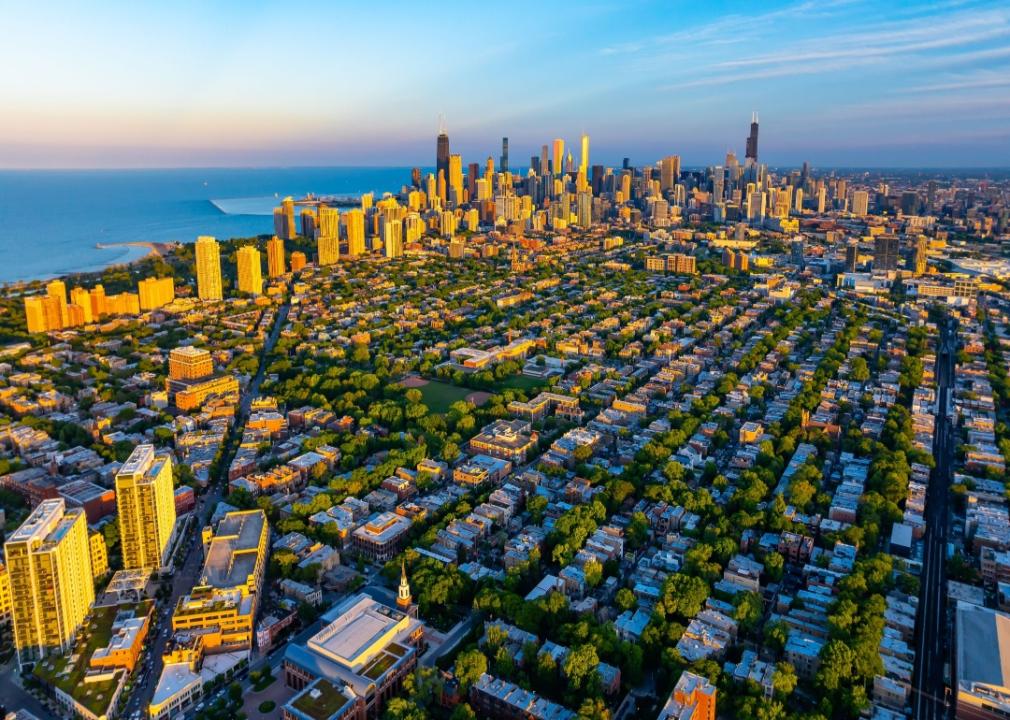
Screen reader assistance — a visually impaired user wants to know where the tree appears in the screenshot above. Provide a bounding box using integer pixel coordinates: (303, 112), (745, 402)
(773, 661), (798, 697)
(577, 697), (610, 720)
(563, 644), (601, 694)
(615, 588), (637, 613)
(454, 649), (487, 693)
(584, 558), (603, 588)
(764, 551), (785, 582)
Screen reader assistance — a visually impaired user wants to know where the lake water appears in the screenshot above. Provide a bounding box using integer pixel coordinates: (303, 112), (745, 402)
(0, 167), (414, 283)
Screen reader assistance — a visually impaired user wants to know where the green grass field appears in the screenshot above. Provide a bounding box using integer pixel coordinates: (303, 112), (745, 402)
(495, 374), (546, 391)
(417, 380), (474, 413)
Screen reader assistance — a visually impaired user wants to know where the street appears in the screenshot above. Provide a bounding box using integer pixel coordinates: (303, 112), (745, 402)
(912, 318), (955, 720)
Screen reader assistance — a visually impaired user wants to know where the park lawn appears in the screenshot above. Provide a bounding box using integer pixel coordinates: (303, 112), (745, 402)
(417, 380), (473, 413)
(495, 374), (545, 391)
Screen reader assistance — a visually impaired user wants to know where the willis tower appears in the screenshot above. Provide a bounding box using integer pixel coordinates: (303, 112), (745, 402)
(436, 119), (450, 185)
(745, 112), (759, 162)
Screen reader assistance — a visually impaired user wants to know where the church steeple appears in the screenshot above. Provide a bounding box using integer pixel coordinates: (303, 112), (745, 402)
(397, 561), (412, 612)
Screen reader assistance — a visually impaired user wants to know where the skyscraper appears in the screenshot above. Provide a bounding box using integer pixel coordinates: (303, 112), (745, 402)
(267, 235), (285, 278)
(5, 499), (95, 668)
(845, 241), (858, 272)
(745, 112), (759, 162)
(448, 154), (463, 206)
(852, 190), (870, 217)
(873, 235), (899, 272)
(500, 137), (509, 173)
(195, 236), (223, 301)
(552, 139), (564, 175)
(46, 279), (68, 327)
(274, 197), (297, 240)
(116, 444), (176, 572)
(236, 245), (263, 295)
(436, 130), (450, 186)
(914, 235), (928, 275)
(384, 219), (403, 258)
(345, 209), (365, 256)
(660, 156), (681, 192)
(580, 133), (590, 175)
(318, 204), (340, 265)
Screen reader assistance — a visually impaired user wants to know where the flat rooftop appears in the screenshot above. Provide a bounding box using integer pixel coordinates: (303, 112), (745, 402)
(956, 602), (1010, 696)
(201, 510), (266, 589)
(308, 594), (408, 670)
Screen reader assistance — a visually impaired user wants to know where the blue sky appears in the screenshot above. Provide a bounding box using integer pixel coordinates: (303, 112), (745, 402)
(2, 0), (1009, 168)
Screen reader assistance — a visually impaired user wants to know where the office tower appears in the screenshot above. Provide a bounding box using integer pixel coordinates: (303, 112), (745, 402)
(914, 236), (928, 275)
(845, 241), (858, 272)
(794, 188), (804, 212)
(300, 208), (317, 239)
(900, 191), (918, 216)
(266, 235), (285, 278)
(712, 167), (725, 203)
(138, 277), (175, 310)
(576, 190), (593, 228)
(236, 245), (263, 296)
(565, 151), (574, 175)
(817, 186), (827, 214)
(411, 167), (421, 188)
(345, 209), (365, 256)
(448, 154), (463, 206)
(383, 219), (403, 258)
(660, 156), (681, 192)
(440, 210), (457, 238)
(437, 170), (447, 204)
(318, 204), (339, 239)
(745, 112), (759, 162)
(195, 236), (223, 301)
(852, 190), (869, 217)
(436, 130), (450, 185)
(873, 235), (899, 272)
(791, 238), (805, 268)
(290, 251), (307, 273)
(116, 444), (176, 572)
(467, 162), (480, 199)
(274, 197), (297, 240)
(5, 499), (94, 668)
(499, 137), (509, 173)
(169, 346), (213, 380)
(46, 279), (68, 327)
(552, 139), (564, 175)
(360, 192), (373, 210)
(746, 190), (766, 221)
(579, 133), (589, 175)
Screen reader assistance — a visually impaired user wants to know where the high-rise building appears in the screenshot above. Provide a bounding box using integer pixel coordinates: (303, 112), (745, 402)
(448, 154), (463, 206)
(580, 133), (590, 175)
(900, 191), (919, 216)
(23, 296), (51, 334)
(845, 241), (858, 272)
(383, 219), (403, 258)
(745, 112), (759, 163)
(236, 245), (263, 296)
(169, 346), (213, 381)
(345, 209), (366, 257)
(436, 130), (450, 186)
(852, 190), (870, 217)
(46, 280), (68, 327)
(195, 236), (223, 301)
(89, 284), (107, 319)
(552, 139), (564, 175)
(138, 277), (175, 311)
(274, 197), (297, 240)
(69, 287), (93, 323)
(317, 234), (339, 267)
(116, 444), (177, 572)
(500, 137), (509, 173)
(660, 156), (681, 192)
(576, 190), (593, 228)
(267, 235), (285, 278)
(914, 235), (929, 275)
(318, 205), (339, 238)
(873, 235), (899, 272)
(5, 499), (95, 668)
(290, 251), (307, 273)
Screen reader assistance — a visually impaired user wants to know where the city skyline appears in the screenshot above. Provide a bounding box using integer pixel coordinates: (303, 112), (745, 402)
(3, 0), (1010, 169)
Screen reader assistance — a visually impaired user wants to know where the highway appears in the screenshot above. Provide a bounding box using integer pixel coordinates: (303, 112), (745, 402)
(912, 318), (955, 720)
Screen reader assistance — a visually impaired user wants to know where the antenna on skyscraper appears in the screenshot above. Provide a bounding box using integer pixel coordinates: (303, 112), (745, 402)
(752, 111), (759, 124)
(438, 114), (446, 135)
